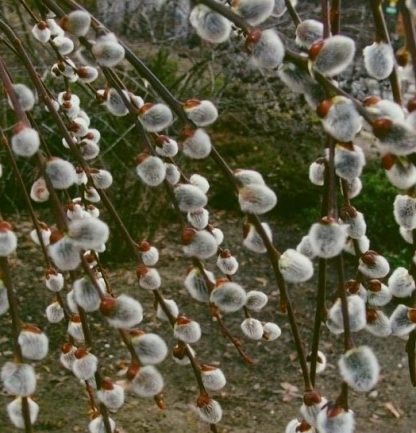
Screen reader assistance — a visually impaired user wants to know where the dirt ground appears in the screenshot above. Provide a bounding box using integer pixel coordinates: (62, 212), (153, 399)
(0, 216), (415, 433)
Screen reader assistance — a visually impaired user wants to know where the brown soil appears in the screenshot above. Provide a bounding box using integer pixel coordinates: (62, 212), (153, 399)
(0, 216), (414, 433)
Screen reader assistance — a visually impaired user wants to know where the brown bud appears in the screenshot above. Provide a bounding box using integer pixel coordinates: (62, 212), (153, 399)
(99, 296), (117, 315)
(366, 308), (378, 323)
(407, 96), (416, 113)
(181, 227), (196, 245)
(176, 315), (190, 326)
(345, 279), (360, 294)
(139, 102), (154, 115)
(303, 389), (321, 406)
(309, 39), (325, 61)
(126, 361), (140, 380)
(49, 229), (64, 245)
(172, 343), (187, 360)
(316, 99), (333, 118)
(408, 308), (416, 323)
(183, 99), (201, 109)
(136, 264), (149, 278)
(138, 241), (151, 252)
(360, 250), (377, 266)
(363, 95), (381, 107)
(372, 118), (393, 138)
(220, 249), (232, 258)
(245, 29), (262, 49)
(0, 221), (12, 232)
(320, 216), (336, 225)
(61, 342), (73, 354)
(381, 153), (397, 170)
(74, 347), (88, 359)
(368, 279), (381, 292)
(340, 205), (357, 219)
(101, 377), (114, 391)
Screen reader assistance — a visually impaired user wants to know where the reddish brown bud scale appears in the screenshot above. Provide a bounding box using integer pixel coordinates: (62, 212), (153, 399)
(220, 249), (232, 258)
(407, 97), (416, 113)
(129, 329), (145, 337)
(372, 118), (393, 138)
(366, 308), (378, 323)
(345, 279), (360, 294)
(45, 267), (58, 277)
(196, 392), (210, 407)
(316, 99), (332, 118)
(320, 216), (336, 225)
(200, 363), (216, 372)
(74, 347), (88, 359)
(363, 95), (381, 107)
(303, 389), (321, 406)
(183, 99), (201, 109)
(135, 153), (150, 165)
(327, 404), (344, 418)
(361, 250), (377, 266)
(136, 264), (149, 278)
(154, 393), (166, 410)
(340, 205), (357, 219)
(0, 221), (12, 232)
(100, 296), (117, 315)
(179, 128), (195, 140)
(84, 252), (96, 264)
(181, 227), (196, 245)
(138, 241), (151, 252)
(12, 121), (27, 135)
(62, 101), (72, 110)
(176, 315), (190, 325)
(22, 324), (42, 333)
(71, 314), (81, 323)
(408, 309), (416, 323)
(37, 20), (48, 30)
(61, 342), (73, 354)
(172, 344), (187, 360)
(101, 377), (114, 391)
(58, 16), (69, 30)
(245, 29), (262, 49)
(368, 279), (382, 292)
(126, 362), (140, 380)
(396, 49), (409, 67)
(308, 39), (324, 61)
(139, 103), (154, 115)
(215, 277), (229, 286)
(381, 153), (397, 170)
(49, 229), (64, 245)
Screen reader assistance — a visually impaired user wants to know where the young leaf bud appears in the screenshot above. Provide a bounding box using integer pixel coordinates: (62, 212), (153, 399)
(44, 268), (64, 292)
(155, 135), (178, 157)
(295, 19), (323, 50)
(156, 298), (179, 322)
(238, 184), (277, 214)
(382, 155), (416, 189)
(300, 391), (327, 428)
(187, 208), (210, 230)
(104, 88), (129, 117)
(0, 280), (10, 315)
(196, 395), (223, 424)
(217, 249), (239, 275)
(340, 206), (366, 239)
(45, 158), (77, 189)
(1, 362), (36, 396)
(334, 143), (366, 181)
(262, 322), (282, 341)
(181, 128), (212, 159)
(232, 0), (274, 25)
(200, 364), (226, 391)
(46, 301), (64, 323)
(234, 169), (265, 186)
(174, 315), (202, 343)
(131, 365), (164, 397)
(358, 250), (390, 279)
(189, 5), (232, 43)
(73, 277), (105, 312)
(326, 295), (366, 334)
(366, 309), (392, 337)
(309, 217), (348, 259)
(32, 21), (51, 43)
(241, 317), (264, 340)
(307, 350), (327, 374)
(285, 419), (313, 433)
(184, 99), (218, 127)
(309, 159), (326, 186)
(245, 290), (268, 311)
(88, 415), (116, 433)
(184, 266), (215, 302)
(51, 36), (74, 55)
(189, 173), (210, 193)
(73, 348), (98, 380)
(100, 294), (143, 329)
(136, 265), (161, 290)
(60, 343), (77, 370)
(48, 234), (81, 271)
(165, 163), (181, 185)
(316, 404), (355, 433)
(363, 42), (394, 80)
(318, 97), (362, 143)
(8, 84), (35, 112)
(338, 345), (380, 392)
(390, 304), (416, 336)
(30, 177), (49, 203)
(131, 332), (168, 365)
(138, 241), (159, 266)
(18, 325), (49, 360)
(97, 378), (125, 412)
(243, 222), (273, 253)
(388, 266), (415, 298)
(92, 33), (125, 67)
(309, 35), (356, 77)
(182, 228), (218, 259)
(393, 194), (416, 230)
(139, 103), (173, 132)
(7, 397), (39, 428)
(60, 10), (91, 36)
(11, 124), (40, 158)
(367, 279), (392, 307)
(68, 218), (109, 250)
(249, 29), (285, 69)
(210, 280), (247, 313)
(278, 249), (314, 283)
(0, 222), (17, 257)
(136, 154), (166, 187)
(373, 118), (416, 155)
(296, 235), (317, 259)
(67, 316), (85, 342)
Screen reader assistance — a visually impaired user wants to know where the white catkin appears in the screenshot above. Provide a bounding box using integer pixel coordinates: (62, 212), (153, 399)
(189, 5), (232, 44)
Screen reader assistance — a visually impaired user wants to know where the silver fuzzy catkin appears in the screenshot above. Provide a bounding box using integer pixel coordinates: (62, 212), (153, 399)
(363, 42), (394, 80)
(210, 281), (247, 313)
(62, 10), (91, 36)
(384, 158), (416, 190)
(88, 415), (116, 433)
(0, 281), (10, 315)
(390, 304), (416, 336)
(196, 397), (223, 424)
(343, 235), (370, 256)
(45, 270), (64, 292)
(8, 84), (35, 112)
(45, 158), (77, 189)
(234, 169), (265, 186)
(373, 119), (416, 156)
(92, 33), (125, 67)
(285, 419), (314, 433)
(0, 224), (17, 257)
(30, 177), (49, 203)
(309, 219), (348, 259)
(366, 280), (392, 307)
(184, 100), (218, 127)
(245, 290), (268, 311)
(45, 301), (64, 323)
(11, 126), (40, 157)
(309, 159), (325, 186)
(131, 333), (168, 365)
(156, 298), (179, 321)
(201, 365), (226, 391)
(393, 194), (416, 230)
(32, 22), (51, 43)
(104, 88), (128, 117)
(18, 327), (49, 361)
(1, 362), (36, 396)
(238, 184), (277, 214)
(295, 19), (323, 49)
(73, 351), (98, 380)
(334, 144), (365, 181)
(262, 322), (282, 341)
(366, 309), (392, 337)
(68, 218), (109, 251)
(184, 266), (214, 302)
(278, 249), (314, 282)
(97, 380), (125, 412)
(164, 163), (180, 185)
(91, 169), (113, 190)
(189, 174), (210, 193)
(358, 251), (390, 279)
(232, 0), (274, 25)
(338, 346), (380, 392)
(131, 365), (164, 397)
(300, 395), (328, 428)
(101, 294), (143, 329)
(388, 267), (415, 298)
(182, 229), (218, 259)
(137, 266), (161, 290)
(7, 397), (39, 429)
(243, 222), (273, 253)
(340, 207), (366, 239)
(311, 35), (356, 77)
(60, 344), (77, 370)
(216, 250), (239, 275)
(174, 184), (208, 212)
(174, 316), (201, 343)
(316, 405), (355, 433)
(181, 128), (212, 159)
(73, 277), (105, 312)
(241, 317), (264, 340)
(139, 103), (173, 133)
(155, 136), (178, 157)
(251, 29), (285, 69)
(326, 295), (366, 334)
(136, 155), (166, 186)
(189, 4), (232, 44)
